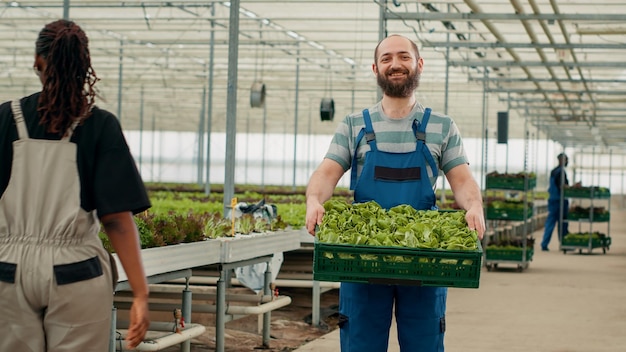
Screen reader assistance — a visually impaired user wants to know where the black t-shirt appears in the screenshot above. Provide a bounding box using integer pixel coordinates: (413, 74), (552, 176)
(0, 92), (151, 217)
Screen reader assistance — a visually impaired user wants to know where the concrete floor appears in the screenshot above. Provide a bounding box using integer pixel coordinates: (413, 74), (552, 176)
(295, 197), (626, 352)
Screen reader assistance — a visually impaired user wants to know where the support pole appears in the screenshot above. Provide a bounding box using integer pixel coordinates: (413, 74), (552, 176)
(377, 0), (387, 102)
(117, 40), (124, 124)
(312, 281), (321, 326)
(197, 86), (206, 185)
(292, 43), (300, 191)
(63, 0), (70, 20)
(262, 266), (272, 347)
(223, 0), (240, 215)
(441, 3), (451, 204)
(109, 306), (117, 352)
(205, 3), (216, 195)
(139, 87), (144, 174)
(216, 266), (227, 352)
(181, 287), (192, 352)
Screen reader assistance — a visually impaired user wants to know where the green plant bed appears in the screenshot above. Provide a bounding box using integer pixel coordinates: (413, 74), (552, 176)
(145, 182), (353, 198)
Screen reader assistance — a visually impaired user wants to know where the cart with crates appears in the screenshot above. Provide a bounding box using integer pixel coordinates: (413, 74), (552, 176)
(483, 171), (536, 272)
(561, 186), (612, 254)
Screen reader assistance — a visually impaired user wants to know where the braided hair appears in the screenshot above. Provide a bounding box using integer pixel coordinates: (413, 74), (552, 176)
(35, 19), (99, 135)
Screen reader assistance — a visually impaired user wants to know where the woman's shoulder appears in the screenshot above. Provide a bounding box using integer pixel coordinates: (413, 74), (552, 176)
(0, 100), (10, 117)
(0, 93), (40, 126)
(74, 106), (125, 145)
(0, 92), (39, 112)
(83, 106), (121, 129)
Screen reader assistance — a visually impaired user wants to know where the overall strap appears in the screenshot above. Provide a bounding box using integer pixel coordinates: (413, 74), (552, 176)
(414, 108), (438, 177)
(10, 100), (29, 140)
(9, 99), (79, 142)
(413, 107), (431, 141)
(362, 109), (376, 142)
(62, 105), (94, 142)
(350, 109), (377, 190)
(61, 119), (80, 142)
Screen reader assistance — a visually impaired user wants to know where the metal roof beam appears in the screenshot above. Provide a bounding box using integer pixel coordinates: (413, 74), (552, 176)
(385, 12), (626, 22)
(423, 41), (626, 50)
(525, 113), (626, 119)
(507, 97), (626, 104)
(450, 60), (626, 68)
(471, 76), (626, 84)
(488, 88), (626, 95)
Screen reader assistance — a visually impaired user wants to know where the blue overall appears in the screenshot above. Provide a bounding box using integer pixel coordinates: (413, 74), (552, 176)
(541, 166), (569, 249)
(340, 108), (447, 352)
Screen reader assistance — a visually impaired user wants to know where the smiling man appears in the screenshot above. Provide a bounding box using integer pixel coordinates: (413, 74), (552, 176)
(305, 34), (485, 352)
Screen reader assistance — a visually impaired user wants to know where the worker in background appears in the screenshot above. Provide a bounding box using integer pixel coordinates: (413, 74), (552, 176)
(0, 19), (150, 350)
(305, 34), (485, 352)
(541, 153), (579, 251)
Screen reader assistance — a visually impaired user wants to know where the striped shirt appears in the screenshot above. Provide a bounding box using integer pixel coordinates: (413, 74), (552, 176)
(324, 101), (468, 187)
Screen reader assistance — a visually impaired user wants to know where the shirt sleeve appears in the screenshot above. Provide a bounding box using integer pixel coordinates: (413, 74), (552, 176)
(324, 116), (353, 172)
(91, 113), (151, 216)
(440, 118), (469, 174)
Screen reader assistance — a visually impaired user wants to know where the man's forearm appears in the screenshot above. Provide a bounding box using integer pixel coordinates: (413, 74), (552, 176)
(306, 170), (336, 205)
(453, 178), (483, 211)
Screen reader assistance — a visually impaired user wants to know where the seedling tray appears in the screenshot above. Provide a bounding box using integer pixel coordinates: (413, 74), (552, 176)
(564, 187), (611, 199)
(486, 207), (533, 221)
(485, 247), (534, 261)
(567, 212), (610, 222)
(486, 176), (536, 190)
(562, 236), (611, 248)
(313, 241), (482, 288)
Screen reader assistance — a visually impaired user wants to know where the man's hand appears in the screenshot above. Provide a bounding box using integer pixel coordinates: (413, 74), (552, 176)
(305, 200), (325, 236)
(465, 205), (486, 240)
(304, 159), (345, 236)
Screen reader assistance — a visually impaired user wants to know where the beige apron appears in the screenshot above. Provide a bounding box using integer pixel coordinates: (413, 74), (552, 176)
(0, 100), (114, 352)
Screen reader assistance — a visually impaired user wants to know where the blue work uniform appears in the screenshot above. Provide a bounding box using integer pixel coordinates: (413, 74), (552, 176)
(541, 165), (569, 249)
(340, 108), (446, 352)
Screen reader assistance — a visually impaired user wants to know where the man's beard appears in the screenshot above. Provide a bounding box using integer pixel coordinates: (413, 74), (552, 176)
(377, 67), (420, 98)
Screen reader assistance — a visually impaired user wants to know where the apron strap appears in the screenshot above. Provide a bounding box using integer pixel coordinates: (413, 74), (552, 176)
(10, 100), (29, 140)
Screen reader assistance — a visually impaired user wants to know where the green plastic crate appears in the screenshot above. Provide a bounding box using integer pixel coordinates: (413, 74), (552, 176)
(485, 247), (534, 261)
(568, 212), (610, 222)
(564, 187), (611, 199)
(562, 236), (611, 248)
(486, 176), (536, 190)
(313, 241), (482, 288)
(486, 207), (533, 221)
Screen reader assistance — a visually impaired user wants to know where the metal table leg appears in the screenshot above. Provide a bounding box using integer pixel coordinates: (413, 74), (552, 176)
(215, 256), (273, 352)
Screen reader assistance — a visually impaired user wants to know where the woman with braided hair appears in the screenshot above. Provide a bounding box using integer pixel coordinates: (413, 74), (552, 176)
(0, 19), (150, 350)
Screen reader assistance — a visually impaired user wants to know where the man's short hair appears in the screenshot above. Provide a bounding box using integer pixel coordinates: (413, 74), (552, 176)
(557, 153), (568, 160)
(374, 34), (420, 63)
